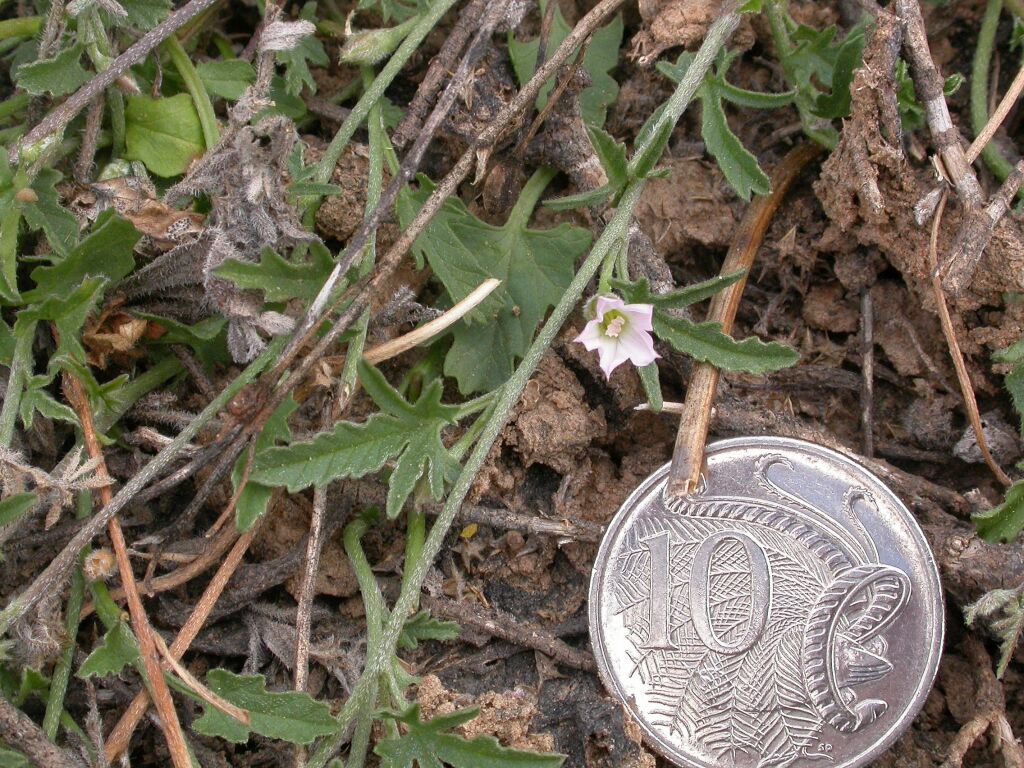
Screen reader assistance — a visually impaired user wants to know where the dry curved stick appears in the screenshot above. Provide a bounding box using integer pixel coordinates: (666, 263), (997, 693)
(62, 373), (192, 768)
(927, 191), (1012, 486)
(666, 143), (823, 497)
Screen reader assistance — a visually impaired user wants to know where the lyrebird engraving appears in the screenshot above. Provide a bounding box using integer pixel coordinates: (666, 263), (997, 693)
(609, 455), (911, 768)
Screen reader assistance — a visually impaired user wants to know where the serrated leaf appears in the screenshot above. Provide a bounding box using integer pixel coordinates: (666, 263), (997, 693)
(700, 87), (770, 200)
(215, 244), (335, 303)
(277, 2), (328, 96)
(251, 364), (461, 517)
(0, 493), (37, 528)
(975, 481), (1024, 542)
(22, 212), (138, 303)
(812, 25), (865, 119)
(15, 44), (92, 96)
(615, 273), (745, 310)
(125, 93), (205, 177)
(653, 313), (799, 373)
(508, 2), (622, 127)
(398, 610), (460, 649)
(78, 622), (140, 678)
(197, 59), (255, 100)
(396, 171), (591, 393)
(19, 374), (78, 429)
(22, 169), (79, 256)
(588, 126), (628, 187)
(376, 704), (565, 768)
(18, 278), (107, 367)
(192, 669), (336, 744)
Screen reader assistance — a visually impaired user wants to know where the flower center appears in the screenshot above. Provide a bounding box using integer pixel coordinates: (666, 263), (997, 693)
(603, 312), (626, 339)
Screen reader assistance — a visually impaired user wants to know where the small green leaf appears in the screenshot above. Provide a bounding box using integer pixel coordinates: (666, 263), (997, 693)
(615, 273), (745, 310)
(629, 116), (673, 181)
(215, 244), (335, 303)
(975, 481), (1024, 542)
(812, 26), (865, 119)
(588, 126), (628, 188)
(196, 59), (255, 100)
(718, 81), (795, 109)
(653, 313), (799, 373)
(23, 212), (138, 303)
(233, 396), (297, 532)
(398, 610), (460, 649)
(0, 493), (37, 528)
(15, 44), (92, 96)
(78, 622), (140, 678)
(277, 2), (328, 96)
(120, 0), (171, 29)
(543, 184), (614, 211)
(376, 704), (565, 768)
(700, 87), (770, 200)
(125, 93), (205, 177)
(340, 16), (419, 65)
(192, 669), (336, 744)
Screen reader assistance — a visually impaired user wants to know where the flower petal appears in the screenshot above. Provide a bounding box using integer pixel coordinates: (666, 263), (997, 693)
(619, 325), (660, 367)
(621, 302), (655, 332)
(594, 295), (625, 321)
(575, 319), (605, 350)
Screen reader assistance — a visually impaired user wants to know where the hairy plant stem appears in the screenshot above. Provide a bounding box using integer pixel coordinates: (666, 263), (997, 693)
(0, 319), (32, 446)
(0, 338), (283, 638)
(79, 8), (126, 158)
(972, 0), (1015, 182)
(164, 35), (220, 149)
(311, 0), (460, 186)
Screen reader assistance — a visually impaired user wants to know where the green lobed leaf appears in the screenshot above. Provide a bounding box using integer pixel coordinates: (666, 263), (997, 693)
(653, 313), (799, 373)
(196, 59), (256, 100)
(18, 279), (107, 368)
(975, 481), (1024, 542)
(398, 610), (460, 649)
(396, 172), (591, 393)
(15, 44), (92, 96)
(78, 622), (140, 678)
(0, 493), (37, 528)
(277, 2), (328, 96)
(376, 704), (565, 768)
(508, 2), (623, 127)
(124, 93), (205, 177)
(812, 25), (866, 119)
(192, 669), (336, 744)
(215, 244), (335, 302)
(251, 364), (461, 517)
(19, 374), (78, 429)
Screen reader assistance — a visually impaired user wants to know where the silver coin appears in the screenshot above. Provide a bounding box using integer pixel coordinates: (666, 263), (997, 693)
(589, 436), (944, 768)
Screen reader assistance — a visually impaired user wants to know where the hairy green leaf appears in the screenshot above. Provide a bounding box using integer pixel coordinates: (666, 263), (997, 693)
(215, 244), (335, 302)
(654, 313), (799, 373)
(975, 481), (1024, 542)
(120, 0), (172, 29)
(22, 169), (79, 256)
(234, 396), (297, 531)
(251, 363), (461, 517)
(376, 704), (565, 768)
(192, 669), (336, 744)
(15, 44), (92, 96)
(636, 362), (662, 413)
(277, 2), (328, 96)
(197, 59), (256, 100)
(398, 610), (460, 649)
(700, 92), (770, 200)
(396, 171), (591, 393)
(508, 2), (622, 127)
(0, 493), (37, 528)
(615, 274), (745, 310)
(125, 93), (205, 177)
(78, 622), (140, 678)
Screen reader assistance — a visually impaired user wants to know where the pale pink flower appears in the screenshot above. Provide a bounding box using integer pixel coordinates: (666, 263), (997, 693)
(575, 295), (660, 379)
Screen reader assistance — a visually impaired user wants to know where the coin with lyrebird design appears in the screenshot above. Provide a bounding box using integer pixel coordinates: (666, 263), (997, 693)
(589, 436), (944, 768)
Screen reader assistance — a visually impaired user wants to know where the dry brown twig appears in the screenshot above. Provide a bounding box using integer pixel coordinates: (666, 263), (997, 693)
(61, 373), (193, 768)
(666, 143), (823, 497)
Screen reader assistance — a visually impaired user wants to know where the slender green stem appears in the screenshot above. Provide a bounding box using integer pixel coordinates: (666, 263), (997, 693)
(0, 322), (33, 447)
(973, 0), (1014, 181)
(0, 15), (41, 40)
(402, 507), (425, 593)
(312, 0), (459, 185)
(361, 66), (385, 277)
(42, 493), (92, 739)
(508, 167), (557, 228)
(164, 36), (220, 149)
(344, 512), (387, 651)
(449, 404), (494, 461)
